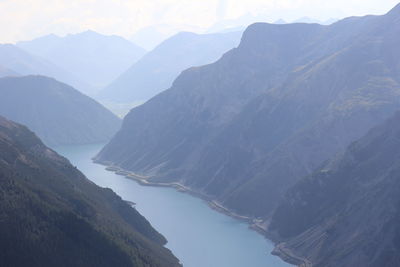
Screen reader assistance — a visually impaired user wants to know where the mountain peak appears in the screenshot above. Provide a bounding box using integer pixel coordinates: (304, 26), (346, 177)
(172, 31), (198, 39)
(65, 30), (100, 39)
(37, 33), (60, 40)
(82, 29), (99, 35)
(274, 19), (287, 24)
(388, 2), (400, 15)
(293, 16), (321, 24)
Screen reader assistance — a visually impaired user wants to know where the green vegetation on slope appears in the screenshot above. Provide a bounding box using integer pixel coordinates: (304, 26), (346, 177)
(0, 116), (180, 267)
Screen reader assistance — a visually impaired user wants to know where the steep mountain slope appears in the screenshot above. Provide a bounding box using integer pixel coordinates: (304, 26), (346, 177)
(0, 116), (180, 267)
(0, 76), (121, 146)
(18, 31), (146, 90)
(0, 44), (90, 94)
(215, 7), (400, 217)
(269, 111), (400, 267)
(96, 4), (400, 221)
(99, 31), (243, 103)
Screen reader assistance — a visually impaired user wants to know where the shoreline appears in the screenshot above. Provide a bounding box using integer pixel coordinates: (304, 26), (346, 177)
(95, 160), (309, 267)
(272, 244), (313, 267)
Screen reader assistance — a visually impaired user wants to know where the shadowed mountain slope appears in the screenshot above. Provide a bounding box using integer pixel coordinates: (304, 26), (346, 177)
(0, 75), (121, 146)
(0, 115), (180, 267)
(97, 3), (400, 226)
(269, 111), (400, 267)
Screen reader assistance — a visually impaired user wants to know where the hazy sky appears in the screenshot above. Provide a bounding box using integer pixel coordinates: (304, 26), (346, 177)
(0, 0), (398, 43)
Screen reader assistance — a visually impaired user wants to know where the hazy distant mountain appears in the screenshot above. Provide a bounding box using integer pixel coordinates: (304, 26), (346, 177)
(130, 25), (177, 51)
(96, 2), (400, 230)
(216, 25), (248, 33)
(207, 14), (334, 32)
(0, 75), (121, 146)
(323, 18), (339, 25)
(18, 31), (146, 91)
(0, 115), (180, 267)
(208, 15), (336, 31)
(292, 17), (338, 25)
(99, 31), (243, 103)
(0, 65), (18, 77)
(206, 13), (269, 33)
(270, 111), (400, 267)
(0, 44), (90, 93)
(273, 19), (287, 24)
(292, 16), (321, 24)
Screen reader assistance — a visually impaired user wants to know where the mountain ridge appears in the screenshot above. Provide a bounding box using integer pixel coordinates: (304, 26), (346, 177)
(18, 31), (146, 91)
(0, 75), (121, 146)
(0, 43), (91, 93)
(99, 30), (243, 103)
(96, 4), (400, 222)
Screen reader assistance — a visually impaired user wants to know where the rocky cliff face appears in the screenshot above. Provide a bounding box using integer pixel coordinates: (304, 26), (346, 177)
(0, 75), (121, 146)
(96, 4), (400, 221)
(269, 111), (400, 267)
(0, 115), (180, 267)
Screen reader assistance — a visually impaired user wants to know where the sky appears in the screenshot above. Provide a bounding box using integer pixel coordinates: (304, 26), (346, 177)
(0, 0), (398, 44)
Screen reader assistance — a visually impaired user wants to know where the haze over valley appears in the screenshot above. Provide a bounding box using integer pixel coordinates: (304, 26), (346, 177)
(0, 1), (400, 267)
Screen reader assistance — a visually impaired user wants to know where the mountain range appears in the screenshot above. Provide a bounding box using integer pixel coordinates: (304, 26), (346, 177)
(2, 2), (397, 267)
(18, 31), (146, 92)
(0, 44), (90, 93)
(0, 65), (18, 78)
(96, 2), (400, 238)
(99, 30), (243, 104)
(0, 75), (121, 146)
(0, 115), (180, 267)
(292, 17), (338, 25)
(130, 24), (179, 51)
(207, 14), (337, 33)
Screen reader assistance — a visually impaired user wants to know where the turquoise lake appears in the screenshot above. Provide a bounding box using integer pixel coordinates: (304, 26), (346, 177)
(55, 143), (291, 267)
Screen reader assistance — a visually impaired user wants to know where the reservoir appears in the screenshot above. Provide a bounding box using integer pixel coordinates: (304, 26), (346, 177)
(56, 143), (291, 267)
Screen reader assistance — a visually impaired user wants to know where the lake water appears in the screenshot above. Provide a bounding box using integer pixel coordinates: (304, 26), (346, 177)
(55, 143), (291, 267)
